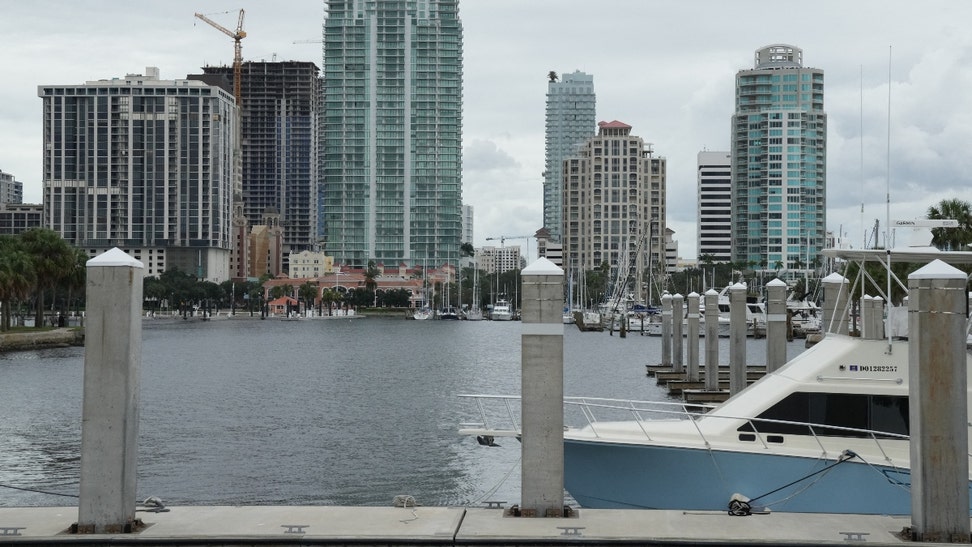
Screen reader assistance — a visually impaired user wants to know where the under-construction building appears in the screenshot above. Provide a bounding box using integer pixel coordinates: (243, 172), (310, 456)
(191, 61), (322, 274)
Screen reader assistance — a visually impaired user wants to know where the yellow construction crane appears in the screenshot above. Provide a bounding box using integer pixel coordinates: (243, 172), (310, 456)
(194, 9), (246, 105)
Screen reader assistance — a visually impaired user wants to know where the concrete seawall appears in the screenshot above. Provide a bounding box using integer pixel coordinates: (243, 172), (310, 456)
(0, 328), (84, 353)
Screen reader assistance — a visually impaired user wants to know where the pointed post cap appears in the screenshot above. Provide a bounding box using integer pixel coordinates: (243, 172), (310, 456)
(86, 247), (144, 269)
(521, 257), (563, 276)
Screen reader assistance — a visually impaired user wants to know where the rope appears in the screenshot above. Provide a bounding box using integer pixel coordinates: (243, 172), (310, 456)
(728, 450), (859, 516)
(0, 482), (78, 498)
(472, 454), (521, 504)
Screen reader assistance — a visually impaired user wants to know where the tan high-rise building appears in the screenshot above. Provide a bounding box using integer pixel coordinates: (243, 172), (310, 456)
(562, 121), (666, 303)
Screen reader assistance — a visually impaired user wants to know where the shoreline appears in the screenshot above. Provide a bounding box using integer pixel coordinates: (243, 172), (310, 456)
(0, 327), (84, 353)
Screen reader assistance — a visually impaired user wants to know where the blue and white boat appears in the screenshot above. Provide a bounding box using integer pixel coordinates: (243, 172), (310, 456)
(460, 246), (972, 515)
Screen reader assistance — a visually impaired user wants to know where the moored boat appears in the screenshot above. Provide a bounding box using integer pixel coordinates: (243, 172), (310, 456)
(460, 245), (972, 515)
(491, 299), (513, 321)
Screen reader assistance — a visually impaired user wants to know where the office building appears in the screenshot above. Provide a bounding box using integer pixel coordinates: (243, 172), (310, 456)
(191, 61), (322, 272)
(543, 70), (596, 243)
(0, 204), (42, 236)
(321, 0), (463, 268)
(731, 44), (826, 277)
(0, 170), (23, 204)
(563, 121), (667, 302)
(461, 204), (474, 245)
(478, 245), (521, 275)
(697, 151), (732, 262)
(39, 67), (236, 280)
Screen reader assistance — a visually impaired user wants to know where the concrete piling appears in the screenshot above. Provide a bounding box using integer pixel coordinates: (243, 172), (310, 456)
(519, 258), (565, 517)
(765, 279), (787, 372)
(703, 289), (720, 392)
(661, 293), (672, 367)
(686, 292), (700, 382)
(729, 283), (747, 396)
(78, 248), (144, 534)
(821, 272), (849, 335)
(672, 293), (684, 373)
(908, 260), (970, 543)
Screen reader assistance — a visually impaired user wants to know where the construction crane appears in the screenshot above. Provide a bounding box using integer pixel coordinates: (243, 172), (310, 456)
(194, 9), (246, 105)
(486, 235), (531, 247)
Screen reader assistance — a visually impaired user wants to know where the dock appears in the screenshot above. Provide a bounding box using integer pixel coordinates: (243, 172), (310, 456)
(646, 365), (767, 403)
(0, 505), (931, 546)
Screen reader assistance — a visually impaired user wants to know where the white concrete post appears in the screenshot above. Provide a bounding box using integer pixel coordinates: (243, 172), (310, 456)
(729, 283), (747, 395)
(703, 289), (720, 392)
(686, 292), (700, 382)
(78, 248), (143, 534)
(661, 293), (672, 367)
(872, 296), (884, 341)
(908, 260), (970, 542)
(672, 293), (684, 373)
(765, 278), (787, 372)
(861, 295), (875, 340)
(821, 272), (849, 335)
(520, 258), (565, 517)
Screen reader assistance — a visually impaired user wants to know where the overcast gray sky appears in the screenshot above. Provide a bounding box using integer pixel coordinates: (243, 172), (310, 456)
(3, 1), (971, 260)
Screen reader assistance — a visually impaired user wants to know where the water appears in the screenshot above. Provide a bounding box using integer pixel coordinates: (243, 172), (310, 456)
(0, 317), (807, 508)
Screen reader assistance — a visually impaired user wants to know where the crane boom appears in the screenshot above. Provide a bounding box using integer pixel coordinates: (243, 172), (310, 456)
(194, 10), (246, 105)
(486, 235), (531, 246)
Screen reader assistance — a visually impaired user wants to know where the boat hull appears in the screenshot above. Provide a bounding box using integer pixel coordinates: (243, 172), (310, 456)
(563, 438), (957, 515)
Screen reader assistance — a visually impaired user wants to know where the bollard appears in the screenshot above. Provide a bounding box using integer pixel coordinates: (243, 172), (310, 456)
(672, 293), (684, 373)
(821, 272), (849, 335)
(703, 289), (720, 392)
(519, 258), (565, 517)
(765, 279), (787, 372)
(729, 283), (747, 395)
(78, 248), (143, 534)
(908, 260), (970, 543)
(661, 293), (672, 367)
(686, 292), (700, 382)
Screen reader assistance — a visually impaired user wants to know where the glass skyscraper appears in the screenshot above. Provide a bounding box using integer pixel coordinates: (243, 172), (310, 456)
(731, 44), (826, 277)
(543, 70), (595, 243)
(322, 0), (463, 268)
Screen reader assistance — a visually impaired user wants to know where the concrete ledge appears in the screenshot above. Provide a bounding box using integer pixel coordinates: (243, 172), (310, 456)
(0, 328), (83, 352)
(0, 506), (928, 546)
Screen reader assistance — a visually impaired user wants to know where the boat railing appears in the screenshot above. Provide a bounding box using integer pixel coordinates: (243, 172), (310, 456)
(458, 395), (961, 467)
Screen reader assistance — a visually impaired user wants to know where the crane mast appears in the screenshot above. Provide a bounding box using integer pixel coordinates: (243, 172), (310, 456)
(194, 10), (246, 105)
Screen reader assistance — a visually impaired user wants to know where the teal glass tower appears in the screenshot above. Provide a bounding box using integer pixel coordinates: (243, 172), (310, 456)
(322, 0), (463, 268)
(731, 44), (826, 278)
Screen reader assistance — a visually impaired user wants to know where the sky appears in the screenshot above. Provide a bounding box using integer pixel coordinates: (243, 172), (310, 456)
(3, 1), (972, 261)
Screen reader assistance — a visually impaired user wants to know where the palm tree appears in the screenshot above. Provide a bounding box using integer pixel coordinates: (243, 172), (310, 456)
(0, 237), (35, 331)
(20, 229), (75, 328)
(927, 198), (972, 251)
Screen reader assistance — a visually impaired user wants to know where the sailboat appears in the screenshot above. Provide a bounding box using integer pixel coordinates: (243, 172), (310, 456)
(413, 260), (432, 320)
(465, 262), (484, 321)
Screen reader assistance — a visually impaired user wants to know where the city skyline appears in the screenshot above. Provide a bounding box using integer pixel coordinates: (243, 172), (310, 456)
(3, 1), (972, 260)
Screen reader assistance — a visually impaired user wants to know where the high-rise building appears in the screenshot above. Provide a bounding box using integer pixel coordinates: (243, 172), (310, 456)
(461, 204), (474, 245)
(731, 44), (826, 277)
(191, 61), (322, 273)
(563, 121), (667, 302)
(543, 70), (595, 243)
(697, 151), (732, 262)
(39, 67), (236, 280)
(0, 169), (23, 204)
(321, 0), (463, 268)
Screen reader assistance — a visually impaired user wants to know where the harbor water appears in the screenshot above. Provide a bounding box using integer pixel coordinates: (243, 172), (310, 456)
(0, 317), (807, 508)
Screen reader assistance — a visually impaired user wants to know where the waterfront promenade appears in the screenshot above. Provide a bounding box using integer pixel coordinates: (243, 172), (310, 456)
(0, 504), (934, 546)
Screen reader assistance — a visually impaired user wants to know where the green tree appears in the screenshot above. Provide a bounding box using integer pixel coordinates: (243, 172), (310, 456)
(927, 198), (972, 251)
(298, 282), (318, 312)
(20, 228), (75, 328)
(0, 236), (35, 331)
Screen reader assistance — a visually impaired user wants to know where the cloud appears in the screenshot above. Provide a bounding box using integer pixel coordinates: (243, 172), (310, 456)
(463, 139), (520, 172)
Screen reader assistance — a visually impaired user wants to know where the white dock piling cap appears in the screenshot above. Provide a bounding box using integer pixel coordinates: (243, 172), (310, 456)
(521, 257), (563, 276)
(766, 278), (787, 287)
(86, 247), (144, 269)
(909, 259), (966, 280)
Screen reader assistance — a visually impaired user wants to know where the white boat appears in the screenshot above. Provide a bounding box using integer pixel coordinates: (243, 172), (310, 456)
(466, 263), (484, 321)
(460, 246), (972, 515)
(491, 299), (513, 321)
(413, 307), (432, 320)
